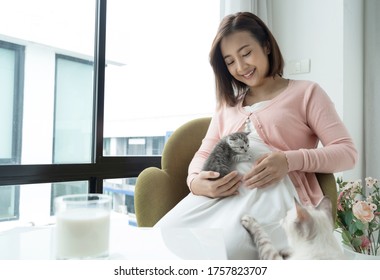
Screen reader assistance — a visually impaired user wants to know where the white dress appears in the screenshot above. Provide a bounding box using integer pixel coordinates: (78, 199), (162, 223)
(154, 101), (299, 259)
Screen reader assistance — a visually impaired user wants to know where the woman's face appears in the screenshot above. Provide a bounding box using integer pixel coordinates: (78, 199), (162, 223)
(220, 31), (270, 88)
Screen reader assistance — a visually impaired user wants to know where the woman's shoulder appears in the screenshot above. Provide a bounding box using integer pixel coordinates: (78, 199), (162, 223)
(287, 79), (328, 98)
(289, 79), (323, 90)
(286, 79), (333, 108)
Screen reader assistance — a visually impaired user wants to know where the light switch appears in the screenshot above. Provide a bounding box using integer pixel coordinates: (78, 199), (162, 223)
(300, 59), (310, 73)
(288, 59), (311, 75)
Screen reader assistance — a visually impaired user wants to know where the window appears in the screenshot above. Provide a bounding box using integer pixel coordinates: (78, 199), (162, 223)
(103, 0), (219, 156)
(0, 0), (220, 225)
(0, 185), (20, 222)
(0, 41), (24, 165)
(0, 41), (24, 221)
(53, 55), (94, 164)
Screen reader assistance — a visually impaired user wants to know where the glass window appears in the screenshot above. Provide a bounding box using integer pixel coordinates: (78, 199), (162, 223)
(0, 41), (24, 165)
(103, 178), (137, 226)
(0, 0), (220, 227)
(0, 0), (96, 165)
(0, 181), (88, 224)
(0, 185), (20, 222)
(104, 0), (220, 156)
(53, 55), (94, 164)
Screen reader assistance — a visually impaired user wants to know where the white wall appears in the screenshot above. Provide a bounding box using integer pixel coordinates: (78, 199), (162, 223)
(271, 0), (363, 180)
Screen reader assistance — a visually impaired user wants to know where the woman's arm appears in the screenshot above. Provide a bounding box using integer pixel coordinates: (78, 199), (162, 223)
(285, 84), (358, 173)
(186, 109), (243, 197)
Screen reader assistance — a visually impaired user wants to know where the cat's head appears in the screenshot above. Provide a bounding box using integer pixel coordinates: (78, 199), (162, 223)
(226, 132), (249, 153)
(281, 197), (334, 244)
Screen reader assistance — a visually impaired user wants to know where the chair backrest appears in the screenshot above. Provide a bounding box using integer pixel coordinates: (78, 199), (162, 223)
(134, 117), (212, 226)
(161, 117), (212, 198)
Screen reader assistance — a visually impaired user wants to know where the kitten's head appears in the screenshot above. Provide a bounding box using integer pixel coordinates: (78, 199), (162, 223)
(281, 197), (333, 244)
(226, 132), (249, 153)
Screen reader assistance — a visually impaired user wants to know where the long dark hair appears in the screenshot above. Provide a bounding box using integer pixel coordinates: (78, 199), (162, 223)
(209, 12), (284, 106)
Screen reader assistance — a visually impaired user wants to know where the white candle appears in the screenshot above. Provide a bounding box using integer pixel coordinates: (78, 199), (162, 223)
(55, 208), (110, 259)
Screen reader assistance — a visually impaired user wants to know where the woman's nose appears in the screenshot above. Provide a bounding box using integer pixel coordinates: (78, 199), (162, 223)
(236, 58), (247, 73)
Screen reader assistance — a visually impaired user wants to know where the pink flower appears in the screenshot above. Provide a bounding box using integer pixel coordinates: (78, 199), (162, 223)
(337, 191), (345, 211)
(361, 236), (370, 249)
(352, 201), (375, 223)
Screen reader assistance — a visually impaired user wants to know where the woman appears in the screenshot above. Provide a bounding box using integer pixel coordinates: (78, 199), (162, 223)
(155, 12), (357, 259)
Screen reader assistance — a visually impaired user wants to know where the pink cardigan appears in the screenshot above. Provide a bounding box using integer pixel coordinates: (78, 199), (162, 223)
(187, 80), (358, 205)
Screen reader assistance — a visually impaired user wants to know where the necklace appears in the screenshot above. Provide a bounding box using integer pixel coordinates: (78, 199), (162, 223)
(244, 117), (251, 133)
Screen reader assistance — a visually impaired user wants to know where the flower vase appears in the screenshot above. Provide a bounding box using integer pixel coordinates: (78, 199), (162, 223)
(342, 244), (380, 260)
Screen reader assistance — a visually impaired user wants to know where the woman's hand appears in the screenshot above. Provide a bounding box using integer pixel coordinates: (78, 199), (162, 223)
(190, 171), (242, 198)
(242, 151), (288, 189)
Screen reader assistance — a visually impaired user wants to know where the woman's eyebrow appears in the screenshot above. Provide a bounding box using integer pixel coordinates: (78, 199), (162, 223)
(223, 44), (250, 59)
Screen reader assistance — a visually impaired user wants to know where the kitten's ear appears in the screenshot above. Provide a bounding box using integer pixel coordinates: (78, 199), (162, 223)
(294, 198), (310, 222)
(316, 196), (333, 221)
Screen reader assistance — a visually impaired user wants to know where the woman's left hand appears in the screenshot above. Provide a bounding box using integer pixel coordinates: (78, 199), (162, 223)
(242, 151), (289, 189)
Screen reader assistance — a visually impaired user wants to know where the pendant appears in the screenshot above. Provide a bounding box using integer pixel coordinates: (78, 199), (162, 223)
(245, 118), (251, 133)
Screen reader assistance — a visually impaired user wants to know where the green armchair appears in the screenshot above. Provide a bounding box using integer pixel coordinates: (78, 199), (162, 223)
(134, 117), (337, 227)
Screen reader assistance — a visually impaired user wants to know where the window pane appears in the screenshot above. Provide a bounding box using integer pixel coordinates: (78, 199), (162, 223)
(0, 0), (96, 164)
(104, 0), (220, 156)
(53, 55), (94, 163)
(0, 181), (88, 226)
(0, 41), (24, 165)
(104, 178), (137, 226)
(0, 47), (15, 160)
(0, 185), (19, 222)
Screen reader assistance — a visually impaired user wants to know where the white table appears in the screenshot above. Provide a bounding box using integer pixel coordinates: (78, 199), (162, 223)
(0, 213), (227, 260)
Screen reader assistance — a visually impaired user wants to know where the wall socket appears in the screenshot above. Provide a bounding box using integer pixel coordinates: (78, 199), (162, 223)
(287, 59), (311, 75)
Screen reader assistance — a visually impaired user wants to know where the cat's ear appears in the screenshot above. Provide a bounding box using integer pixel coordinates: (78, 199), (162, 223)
(316, 196), (333, 222)
(294, 198), (310, 222)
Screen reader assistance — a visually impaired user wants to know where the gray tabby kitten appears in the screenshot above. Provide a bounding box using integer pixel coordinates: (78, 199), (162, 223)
(202, 132), (252, 179)
(241, 197), (345, 260)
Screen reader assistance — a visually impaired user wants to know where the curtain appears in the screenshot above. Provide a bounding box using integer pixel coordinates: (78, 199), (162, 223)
(220, 0), (271, 28)
(364, 0), (380, 179)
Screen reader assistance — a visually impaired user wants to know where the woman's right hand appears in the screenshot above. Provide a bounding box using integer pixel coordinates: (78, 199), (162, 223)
(190, 171), (242, 198)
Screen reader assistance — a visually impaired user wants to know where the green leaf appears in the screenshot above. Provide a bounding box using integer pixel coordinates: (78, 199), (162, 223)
(352, 237), (362, 248)
(342, 230), (351, 243)
(355, 220), (365, 230)
(349, 222), (357, 234)
(344, 211), (354, 226)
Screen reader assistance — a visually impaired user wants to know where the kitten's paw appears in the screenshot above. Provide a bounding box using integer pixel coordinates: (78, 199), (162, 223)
(241, 214), (256, 228)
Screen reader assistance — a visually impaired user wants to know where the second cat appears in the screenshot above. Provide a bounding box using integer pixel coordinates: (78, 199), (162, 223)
(202, 132), (253, 179)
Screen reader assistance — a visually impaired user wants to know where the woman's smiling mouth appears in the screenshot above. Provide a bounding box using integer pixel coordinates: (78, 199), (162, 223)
(242, 69), (255, 79)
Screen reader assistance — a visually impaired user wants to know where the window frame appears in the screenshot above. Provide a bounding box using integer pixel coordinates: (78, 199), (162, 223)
(0, 0), (160, 192)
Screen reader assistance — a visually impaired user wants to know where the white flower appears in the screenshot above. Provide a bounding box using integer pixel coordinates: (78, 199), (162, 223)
(365, 177), (378, 188)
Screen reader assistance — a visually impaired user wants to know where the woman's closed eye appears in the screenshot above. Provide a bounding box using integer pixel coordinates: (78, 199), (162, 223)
(225, 51), (251, 66)
(226, 60), (234, 66)
(242, 51), (251, 57)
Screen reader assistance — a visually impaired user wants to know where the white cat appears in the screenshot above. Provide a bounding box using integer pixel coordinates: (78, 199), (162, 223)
(241, 197), (346, 259)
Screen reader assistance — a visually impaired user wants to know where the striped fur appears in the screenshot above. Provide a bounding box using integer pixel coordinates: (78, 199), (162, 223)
(241, 215), (284, 260)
